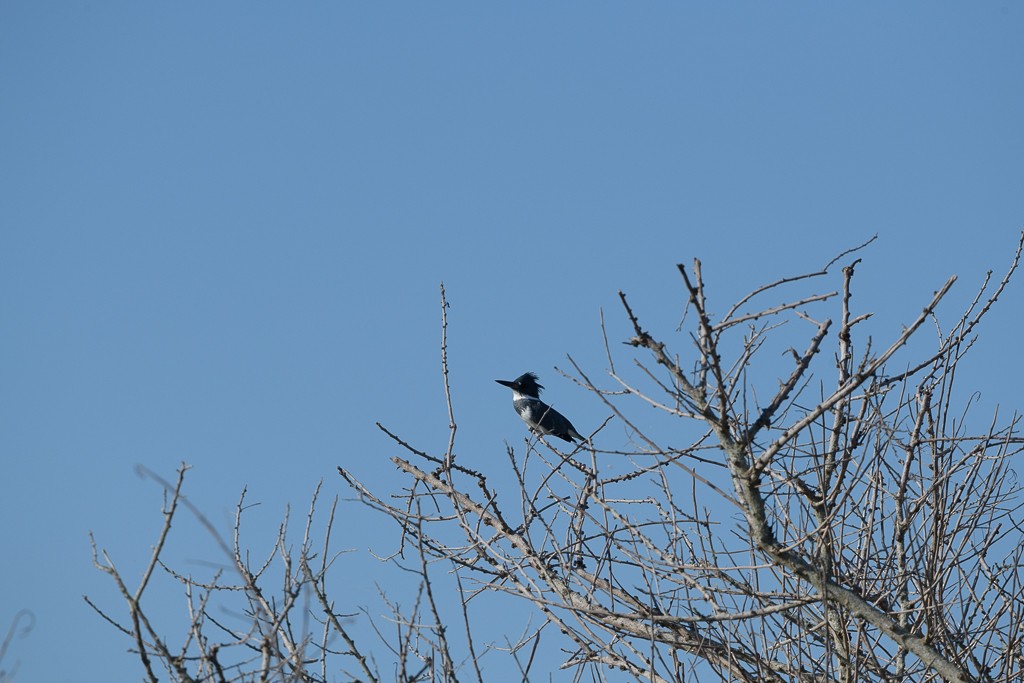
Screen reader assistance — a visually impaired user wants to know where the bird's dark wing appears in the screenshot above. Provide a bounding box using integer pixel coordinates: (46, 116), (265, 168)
(536, 404), (583, 443)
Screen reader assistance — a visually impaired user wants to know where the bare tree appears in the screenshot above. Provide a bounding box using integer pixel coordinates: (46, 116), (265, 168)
(87, 468), (398, 683)
(344, 234), (1024, 682)
(91, 233), (1024, 682)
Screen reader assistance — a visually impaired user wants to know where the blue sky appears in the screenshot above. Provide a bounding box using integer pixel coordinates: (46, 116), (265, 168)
(2, 3), (1023, 681)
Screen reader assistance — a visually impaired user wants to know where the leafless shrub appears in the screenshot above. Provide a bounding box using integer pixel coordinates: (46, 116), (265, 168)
(87, 467), (413, 682)
(344, 233), (1024, 682)
(93, 233), (1024, 682)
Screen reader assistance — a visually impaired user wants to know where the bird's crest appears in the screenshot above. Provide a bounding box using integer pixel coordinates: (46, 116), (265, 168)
(515, 372), (543, 394)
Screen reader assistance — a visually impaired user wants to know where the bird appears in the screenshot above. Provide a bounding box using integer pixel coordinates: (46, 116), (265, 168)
(495, 372), (584, 443)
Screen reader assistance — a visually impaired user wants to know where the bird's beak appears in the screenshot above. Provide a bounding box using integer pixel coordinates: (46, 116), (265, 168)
(495, 379), (515, 388)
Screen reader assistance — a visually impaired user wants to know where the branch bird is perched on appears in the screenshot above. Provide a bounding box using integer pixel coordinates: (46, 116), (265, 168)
(495, 372), (584, 443)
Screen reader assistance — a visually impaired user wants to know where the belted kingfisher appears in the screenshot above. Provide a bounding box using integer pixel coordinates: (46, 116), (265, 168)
(495, 372), (584, 443)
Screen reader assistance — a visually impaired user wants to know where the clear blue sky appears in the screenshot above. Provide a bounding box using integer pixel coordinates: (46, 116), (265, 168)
(2, 3), (1022, 681)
